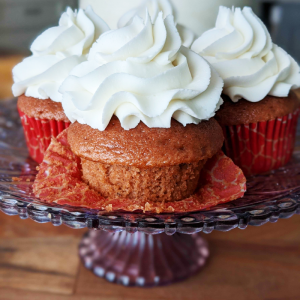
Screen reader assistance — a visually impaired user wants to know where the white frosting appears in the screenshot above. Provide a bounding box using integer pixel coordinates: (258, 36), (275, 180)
(12, 6), (109, 102)
(118, 0), (196, 48)
(60, 12), (223, 131)
(192, 6), (300, 102)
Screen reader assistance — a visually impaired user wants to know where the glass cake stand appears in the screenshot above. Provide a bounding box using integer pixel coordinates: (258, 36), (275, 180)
(1, 98), (300, 287)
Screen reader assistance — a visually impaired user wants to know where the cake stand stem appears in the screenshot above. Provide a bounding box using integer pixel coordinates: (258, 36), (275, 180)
(79, 230), (209, 287)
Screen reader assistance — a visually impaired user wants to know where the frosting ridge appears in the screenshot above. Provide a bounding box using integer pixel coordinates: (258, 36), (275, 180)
(60, 12), (223, 131)
(192, 6), (300, 102)
(118, 0), (196, 47)
(12, 6), (109, 102)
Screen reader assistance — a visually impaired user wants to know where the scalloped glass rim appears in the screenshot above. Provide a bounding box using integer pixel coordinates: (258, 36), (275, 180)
(0, 98), (300, 233)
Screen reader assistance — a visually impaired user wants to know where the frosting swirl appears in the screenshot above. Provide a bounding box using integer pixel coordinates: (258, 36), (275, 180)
(60, 12), (223, 131)
(118, 0), (196, 48)
(192, 6), (300, 102)
(12, 6), (109, 102)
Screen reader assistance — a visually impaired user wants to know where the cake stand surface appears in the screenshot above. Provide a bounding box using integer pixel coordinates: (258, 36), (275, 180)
(1, 98), (300, 287)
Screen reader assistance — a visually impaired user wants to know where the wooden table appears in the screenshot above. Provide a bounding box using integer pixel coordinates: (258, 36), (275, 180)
(0, 55), (23, 99)
(0, 213), (300, 300)
(1, 55), (300, 300)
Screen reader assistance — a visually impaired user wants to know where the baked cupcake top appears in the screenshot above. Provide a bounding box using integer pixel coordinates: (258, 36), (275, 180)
(192, 6), (300, 103)
(17, 95), (69, 122)
(67, 117), (224, 167)
(60, 11), (224, 131)
(118, 0), (196, 48)
(12, 6), (109, 102)
(216, 91), (300, 126)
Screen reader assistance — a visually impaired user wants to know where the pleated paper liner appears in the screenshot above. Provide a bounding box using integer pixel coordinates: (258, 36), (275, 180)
(18, 109), (71, 164)
(222, 109), (300, 176)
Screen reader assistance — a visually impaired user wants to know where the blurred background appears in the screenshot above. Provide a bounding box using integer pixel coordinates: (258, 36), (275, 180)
(0, 0), (300, 57)
(1, 0), (300, 98)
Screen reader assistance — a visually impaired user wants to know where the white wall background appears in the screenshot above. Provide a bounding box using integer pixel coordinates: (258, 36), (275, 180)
(80, 0), (255, 35)
(171, 0), (254, 35)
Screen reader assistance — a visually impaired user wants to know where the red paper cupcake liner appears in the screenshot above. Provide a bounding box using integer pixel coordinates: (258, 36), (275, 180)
(18, 109), (71, 164)
(222, 109), (300, 176)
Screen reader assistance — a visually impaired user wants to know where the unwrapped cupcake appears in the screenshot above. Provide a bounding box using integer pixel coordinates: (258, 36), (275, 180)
(192, 6), (300, 176)
(12, 6), (109, 163)
(32, 11), (246, 213)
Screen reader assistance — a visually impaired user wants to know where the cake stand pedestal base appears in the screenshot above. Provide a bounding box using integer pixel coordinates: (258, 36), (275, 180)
(79, 231), (209, 287)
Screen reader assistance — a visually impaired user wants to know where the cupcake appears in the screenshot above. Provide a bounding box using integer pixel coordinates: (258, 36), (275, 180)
(33, 11), (246, 212)
(191, 6), (300, 176)
(12, 6), (109, 163)
(67, 117), (223, 202)
(117, 0), (196, 48)
(33, 127), (246, 213)
(54, 11), (233, 205)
